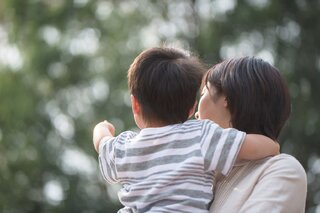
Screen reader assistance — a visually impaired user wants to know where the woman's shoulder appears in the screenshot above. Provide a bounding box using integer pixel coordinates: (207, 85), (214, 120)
(212, 155), (307, 212)
(263, 153), (305, 171)
(230, 154), (306, 182)
(244, 153), (307, 181)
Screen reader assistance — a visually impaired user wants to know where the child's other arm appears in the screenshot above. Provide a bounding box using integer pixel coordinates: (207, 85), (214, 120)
(237, 134), (279, 160)
(93, 120), (115, 153)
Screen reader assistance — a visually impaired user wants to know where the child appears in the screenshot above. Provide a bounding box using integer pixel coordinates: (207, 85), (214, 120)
(93, 47), (279, 213)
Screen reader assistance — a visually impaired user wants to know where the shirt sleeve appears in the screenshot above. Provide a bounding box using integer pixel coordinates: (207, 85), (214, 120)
(98, 131), (137, 184)
(238, 156), (307, 213)
(200, 120), (246, 175)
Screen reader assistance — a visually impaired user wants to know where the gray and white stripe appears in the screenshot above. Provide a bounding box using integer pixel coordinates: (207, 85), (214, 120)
(99, 119), (245, 212)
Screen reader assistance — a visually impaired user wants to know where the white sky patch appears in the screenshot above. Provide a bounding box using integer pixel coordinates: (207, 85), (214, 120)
(68, 28), (100, 55)
(140, 24), (161, 48)
(66, 89), (92, 119)
(168, 1), (193, 19)
(43, 180), (64, 205)
(89, 56), (109, 73)
(257, 50), (274, 65)
(90, 78), (109, 102)
(45, 100), (60, 119)
(213, 0), (236, 14)
(52, 113), (75, 140)
(39, 25), (61, 46)
(44, 82), (104, 120)
(220, 31), (274, 62)
(60, 147), (97, 175)
(119, 1), (138, 14)
(196, 0), (214, 20)
(95, 1), (113, 20)
(122, 91), (131, 107)
(277, 20), (301, 44)
(156, 20), (178, 40)
(0, 26), (23, 70)
(0, 44), (23, 70)
(311, 158), (320, 175)
(220, 39), (255, 58)
(195, 0), (236, 20)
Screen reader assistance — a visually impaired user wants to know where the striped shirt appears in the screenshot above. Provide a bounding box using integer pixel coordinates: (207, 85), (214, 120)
(99, 119), (246, 213)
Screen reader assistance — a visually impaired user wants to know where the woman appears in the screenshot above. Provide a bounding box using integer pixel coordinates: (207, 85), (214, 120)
(196, 57), (307, 212)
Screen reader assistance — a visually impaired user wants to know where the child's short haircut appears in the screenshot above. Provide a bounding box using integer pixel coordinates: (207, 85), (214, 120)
(128, 47), (205, 125)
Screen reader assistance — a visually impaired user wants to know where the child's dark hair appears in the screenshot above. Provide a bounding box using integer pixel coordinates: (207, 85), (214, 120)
(128, 47), (205, 125)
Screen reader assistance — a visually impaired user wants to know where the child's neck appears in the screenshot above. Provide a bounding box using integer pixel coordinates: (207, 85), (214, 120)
(142, 120), (172, 129)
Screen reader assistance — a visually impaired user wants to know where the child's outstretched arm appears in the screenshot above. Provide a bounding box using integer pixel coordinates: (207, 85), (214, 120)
(93, 120), (115, 153)
(237, 134), (279, 160)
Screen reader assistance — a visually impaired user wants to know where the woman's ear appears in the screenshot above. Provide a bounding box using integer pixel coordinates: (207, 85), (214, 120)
(223, 96), (228, 108)
(131, 95), (141, 115)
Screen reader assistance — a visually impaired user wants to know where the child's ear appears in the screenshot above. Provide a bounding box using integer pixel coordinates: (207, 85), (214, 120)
(188, 101), (197, 118)
(131, 95), (141, 115)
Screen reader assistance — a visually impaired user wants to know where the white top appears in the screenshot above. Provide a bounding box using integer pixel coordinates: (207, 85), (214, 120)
(99, 119), (245, 213)
(210, 153), (307, 213)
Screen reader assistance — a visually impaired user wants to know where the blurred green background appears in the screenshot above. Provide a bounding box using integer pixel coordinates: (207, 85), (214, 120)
(0, 0), (319, 212)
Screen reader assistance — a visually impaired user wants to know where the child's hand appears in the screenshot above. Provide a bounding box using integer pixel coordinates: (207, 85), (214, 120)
(238, 135), (280, 160)
(93, 120), (115, 153)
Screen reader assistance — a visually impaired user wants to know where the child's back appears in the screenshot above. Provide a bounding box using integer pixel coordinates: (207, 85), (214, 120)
(99, 119), (245, 212)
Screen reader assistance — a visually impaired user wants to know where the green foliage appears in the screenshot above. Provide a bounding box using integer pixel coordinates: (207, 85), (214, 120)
(0, 0), (319, 212)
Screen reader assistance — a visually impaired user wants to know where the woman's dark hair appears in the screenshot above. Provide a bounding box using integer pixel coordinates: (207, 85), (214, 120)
(128, 47), (205, 125)
(205, 57), (291, 140)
